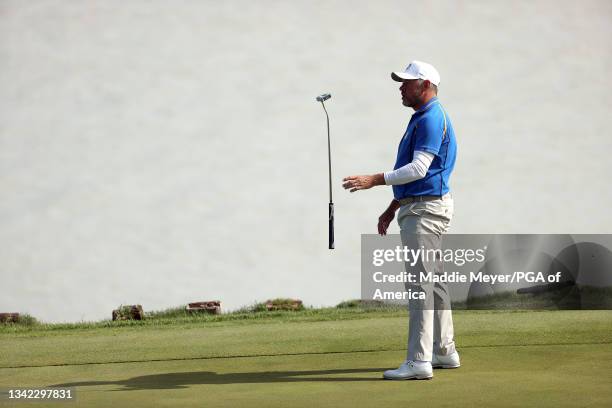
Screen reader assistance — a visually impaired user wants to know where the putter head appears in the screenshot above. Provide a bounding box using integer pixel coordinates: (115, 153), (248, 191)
(316, 93), (331, 102)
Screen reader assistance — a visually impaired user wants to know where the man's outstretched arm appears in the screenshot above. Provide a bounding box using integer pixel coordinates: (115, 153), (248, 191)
(342, 173), (385, 192)
(342, 151), (434, 192)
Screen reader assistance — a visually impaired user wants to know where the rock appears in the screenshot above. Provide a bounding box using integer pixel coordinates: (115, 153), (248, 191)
(0, 313), (20, 323)
(112, 305), (144, 321)
(186, 300), (221, 315)
(265, 299), (303, 311)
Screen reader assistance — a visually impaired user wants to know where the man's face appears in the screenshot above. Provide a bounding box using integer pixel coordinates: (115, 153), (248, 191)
(399, 79), (424, 108)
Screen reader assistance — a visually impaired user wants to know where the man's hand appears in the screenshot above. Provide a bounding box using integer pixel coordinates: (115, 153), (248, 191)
(342, 173), (385, 192)
(378, 209), (395, 235)
(378, 199), (400, 236)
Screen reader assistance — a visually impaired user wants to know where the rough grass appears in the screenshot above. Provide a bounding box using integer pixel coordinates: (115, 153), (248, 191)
(2, 288), (610, 334)
(0, 305), (406, 335)
(455, 285), (612, 310)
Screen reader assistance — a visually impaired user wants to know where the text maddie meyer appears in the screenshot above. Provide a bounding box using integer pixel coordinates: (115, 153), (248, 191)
(372, 271), (564, 285)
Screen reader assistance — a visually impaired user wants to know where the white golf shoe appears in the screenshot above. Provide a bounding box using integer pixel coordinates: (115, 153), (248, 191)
(383, 361), (433, 380)
(431, 351), (461, 369)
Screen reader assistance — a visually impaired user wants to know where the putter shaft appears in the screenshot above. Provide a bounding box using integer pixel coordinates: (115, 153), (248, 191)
(317, 94), (334, 249)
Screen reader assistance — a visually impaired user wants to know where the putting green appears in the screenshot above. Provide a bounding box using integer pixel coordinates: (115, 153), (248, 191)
(1, 311), (611, 407)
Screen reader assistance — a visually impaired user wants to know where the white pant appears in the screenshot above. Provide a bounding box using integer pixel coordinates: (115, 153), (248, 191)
(397, 194), (456, 362)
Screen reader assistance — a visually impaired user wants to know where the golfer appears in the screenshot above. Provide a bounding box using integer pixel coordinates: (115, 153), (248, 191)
(342, 61), (459, 380)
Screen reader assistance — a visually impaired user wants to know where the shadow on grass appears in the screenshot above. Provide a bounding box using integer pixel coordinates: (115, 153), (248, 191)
(52, 368), (391, 390)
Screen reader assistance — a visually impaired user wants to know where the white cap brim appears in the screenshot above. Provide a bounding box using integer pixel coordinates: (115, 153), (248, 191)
(391, 71), (419, 82)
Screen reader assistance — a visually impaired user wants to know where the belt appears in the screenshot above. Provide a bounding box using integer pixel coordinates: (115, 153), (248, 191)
(397, 193), (450, 206)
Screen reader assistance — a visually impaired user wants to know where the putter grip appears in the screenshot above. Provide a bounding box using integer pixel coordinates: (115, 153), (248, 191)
(329, 202), (335, 249)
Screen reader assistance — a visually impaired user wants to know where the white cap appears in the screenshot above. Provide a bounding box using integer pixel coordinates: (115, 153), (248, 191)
(391, 61), (440, 86)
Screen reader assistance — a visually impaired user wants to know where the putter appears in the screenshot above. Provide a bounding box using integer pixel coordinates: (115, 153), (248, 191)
(316, 93), (334, 249)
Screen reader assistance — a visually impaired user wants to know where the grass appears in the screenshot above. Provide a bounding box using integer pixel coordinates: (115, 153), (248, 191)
(0, 309), (611, 407)
(0, 300), (406, 335)
(454, 285), (612, 310)
(3, 287), (610, 335)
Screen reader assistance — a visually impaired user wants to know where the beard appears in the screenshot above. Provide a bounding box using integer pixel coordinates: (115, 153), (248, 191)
(402, 95), (419, 108)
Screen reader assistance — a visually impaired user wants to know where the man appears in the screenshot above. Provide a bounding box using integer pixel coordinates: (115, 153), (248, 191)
(342, 60), (460, 380)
